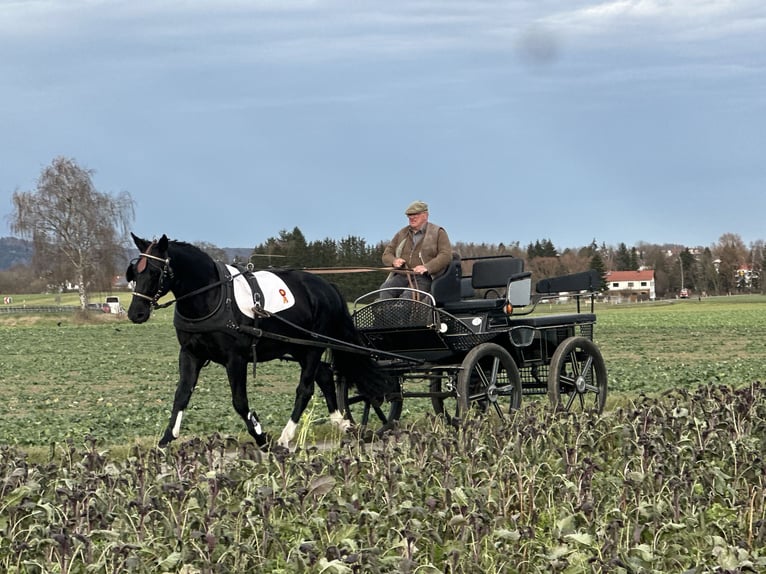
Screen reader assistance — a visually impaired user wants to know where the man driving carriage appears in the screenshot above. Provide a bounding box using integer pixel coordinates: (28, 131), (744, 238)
(379, 200), (452, 299)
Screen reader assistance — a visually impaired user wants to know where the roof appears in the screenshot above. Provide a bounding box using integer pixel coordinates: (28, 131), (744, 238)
(606, 270), (655, 282)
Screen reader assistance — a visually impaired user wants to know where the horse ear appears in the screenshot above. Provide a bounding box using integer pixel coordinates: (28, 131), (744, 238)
(131, 232), (148, 251)
(158, 234), (169, 251)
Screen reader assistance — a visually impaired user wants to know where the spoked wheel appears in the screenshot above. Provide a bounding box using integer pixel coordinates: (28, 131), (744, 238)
(337, 375), (403, 435)
(456, 343), (522, 419)
(547, 336), (607, 413)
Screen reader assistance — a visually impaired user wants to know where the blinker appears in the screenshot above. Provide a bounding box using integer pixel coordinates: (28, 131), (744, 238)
(136, 240), (157, 274)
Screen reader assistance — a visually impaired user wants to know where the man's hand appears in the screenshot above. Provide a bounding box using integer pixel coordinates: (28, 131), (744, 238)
(412, 265), (427, 275)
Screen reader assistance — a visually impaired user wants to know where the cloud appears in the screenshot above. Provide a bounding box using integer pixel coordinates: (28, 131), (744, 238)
(545, 0), (766, 43)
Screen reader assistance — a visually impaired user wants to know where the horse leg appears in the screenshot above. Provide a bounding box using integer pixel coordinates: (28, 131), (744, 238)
(277, 351), (324, 448)
(159, 348), (205, 447)
(316, 360), (352, 433)
(226, 358), (270, 449)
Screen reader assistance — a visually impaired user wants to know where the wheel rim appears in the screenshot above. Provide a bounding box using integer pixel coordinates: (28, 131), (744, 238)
(548, 336), (607, 413)
(457, 343), (522, 420)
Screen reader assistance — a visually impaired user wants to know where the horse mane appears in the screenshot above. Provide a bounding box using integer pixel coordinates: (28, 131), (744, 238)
(167, 240), (216, 263)
(169, 239), (205, 252)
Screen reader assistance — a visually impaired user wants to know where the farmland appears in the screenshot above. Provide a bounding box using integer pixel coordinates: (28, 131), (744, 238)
(1, 294), (765, 572)
(2, 294), (764, 447)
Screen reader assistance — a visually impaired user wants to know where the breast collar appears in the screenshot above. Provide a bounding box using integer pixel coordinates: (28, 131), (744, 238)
(173, 262), (251, 333)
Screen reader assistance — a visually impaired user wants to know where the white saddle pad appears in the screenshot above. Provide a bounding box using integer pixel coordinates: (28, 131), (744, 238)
(227, 265), (295, 318)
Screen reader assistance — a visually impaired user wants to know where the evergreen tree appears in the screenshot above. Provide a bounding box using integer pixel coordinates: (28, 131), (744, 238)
(615, 243), (631, 271)
(589, 252), (608, 291)
(526, 238), (557, 259)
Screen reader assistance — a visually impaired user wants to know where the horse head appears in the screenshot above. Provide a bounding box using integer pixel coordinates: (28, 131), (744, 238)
(126, 233), (172, 324)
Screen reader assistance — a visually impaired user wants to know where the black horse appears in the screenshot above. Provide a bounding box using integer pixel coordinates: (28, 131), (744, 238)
(125, 233), (393, 449)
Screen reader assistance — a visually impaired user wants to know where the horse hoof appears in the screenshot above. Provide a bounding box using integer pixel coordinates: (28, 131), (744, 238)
(254, 432), (272, 451)
(271, 443), (291, 457)
(377, 420), (399, 433)
(360, 428), (375, 443)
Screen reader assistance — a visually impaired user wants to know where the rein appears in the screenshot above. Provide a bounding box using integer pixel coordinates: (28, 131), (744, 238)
(132, 248), (421, 364)
(299, 266), (415, 275)
(131, 248), (245, 310)
(152, 272), (243, 310)
(239, 308), (424, 364)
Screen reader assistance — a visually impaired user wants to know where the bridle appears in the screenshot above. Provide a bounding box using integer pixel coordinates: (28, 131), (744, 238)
(130, 242), (246, 310)
(130, 243), (173, 308)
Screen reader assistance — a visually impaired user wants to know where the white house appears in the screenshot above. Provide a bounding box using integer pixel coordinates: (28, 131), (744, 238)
(606, 270), (656, 302)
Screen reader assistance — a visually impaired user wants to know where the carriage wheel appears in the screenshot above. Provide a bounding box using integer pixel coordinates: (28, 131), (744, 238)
(456, 343), (522, 419)
(337, 375), (403, 434)
(547, 336), (607, 413)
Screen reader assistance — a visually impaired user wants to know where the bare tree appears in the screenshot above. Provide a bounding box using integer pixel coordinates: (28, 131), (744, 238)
(10, 156), (134, 309)
(194, 241), (228, 262)
(713, 233), (747, 295)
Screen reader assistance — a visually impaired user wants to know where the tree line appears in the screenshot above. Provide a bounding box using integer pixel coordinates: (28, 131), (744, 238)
(2, 157), (762, 305)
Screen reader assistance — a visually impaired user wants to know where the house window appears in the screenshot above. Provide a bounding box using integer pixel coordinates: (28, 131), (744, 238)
(612, 282), (619, 288)
(640, 281), (647, 287)
(627, 282), (634, 288)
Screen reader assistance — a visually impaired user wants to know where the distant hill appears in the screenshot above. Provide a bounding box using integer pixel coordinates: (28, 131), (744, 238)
(223, 248), (254, 263)
(0, 237), (33, 270)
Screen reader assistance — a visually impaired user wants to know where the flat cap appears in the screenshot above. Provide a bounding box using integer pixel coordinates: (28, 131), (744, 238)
(405, 200), (429, 215)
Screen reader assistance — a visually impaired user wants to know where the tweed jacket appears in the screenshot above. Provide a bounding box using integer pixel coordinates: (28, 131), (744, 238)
(381, 221), (452, 277)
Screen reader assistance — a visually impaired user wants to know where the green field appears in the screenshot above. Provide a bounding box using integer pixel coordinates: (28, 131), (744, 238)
(1, 294), (765, 572)
(1, 294), (765, 448)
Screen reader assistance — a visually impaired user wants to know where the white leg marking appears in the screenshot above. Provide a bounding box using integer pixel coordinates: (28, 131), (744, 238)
(329, 410), (352, 432)
(248, 412), (263, 435)
(278, 419), (298, 448)
(172, 411), (184, 438)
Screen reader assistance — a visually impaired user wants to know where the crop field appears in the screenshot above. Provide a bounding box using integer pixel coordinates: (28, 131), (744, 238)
(3, 294), (764, 448)
(1, 294), (765, 572)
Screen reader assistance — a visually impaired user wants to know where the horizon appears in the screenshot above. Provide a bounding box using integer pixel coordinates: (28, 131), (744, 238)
(0, 229), (755, 254)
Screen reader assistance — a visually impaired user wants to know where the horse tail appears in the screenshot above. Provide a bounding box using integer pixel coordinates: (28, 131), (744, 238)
(333, 345), (398, 400)
(329, 285), (397, 400)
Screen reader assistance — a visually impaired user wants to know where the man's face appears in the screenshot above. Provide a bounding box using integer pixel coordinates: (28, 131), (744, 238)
(407, 212), (428, 230)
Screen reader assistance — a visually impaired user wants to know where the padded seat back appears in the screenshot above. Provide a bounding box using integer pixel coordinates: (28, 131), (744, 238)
(430, 253), (462, 304)
(471, 257), (524, 289)
(460, 277), (475, 298)
(535, 269), (602, 294)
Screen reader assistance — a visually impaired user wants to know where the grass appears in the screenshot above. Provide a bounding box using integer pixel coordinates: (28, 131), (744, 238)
(1, 292), (765, 453)
(0, 290), (128, 306)
(2, 293), (766, 572)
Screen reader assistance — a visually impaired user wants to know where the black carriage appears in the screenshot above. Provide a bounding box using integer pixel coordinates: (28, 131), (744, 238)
(339, 255), (607, 430)
(126, 234), (607, 449)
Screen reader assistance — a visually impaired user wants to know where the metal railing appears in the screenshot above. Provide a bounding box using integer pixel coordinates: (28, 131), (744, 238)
(0, 305), (80, 314)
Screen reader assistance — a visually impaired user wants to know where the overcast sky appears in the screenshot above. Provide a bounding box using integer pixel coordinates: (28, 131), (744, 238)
(1, 1), (764, 251)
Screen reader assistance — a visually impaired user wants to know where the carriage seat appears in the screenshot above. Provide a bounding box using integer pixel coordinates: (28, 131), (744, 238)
(460, 277), (474, 298)
(535, 269), (602, 294)
(471, 256), (525, 289)
(430, 253), (463, 305)
(441, 256), (530, 312)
